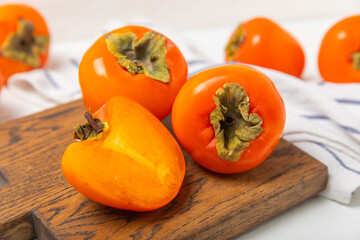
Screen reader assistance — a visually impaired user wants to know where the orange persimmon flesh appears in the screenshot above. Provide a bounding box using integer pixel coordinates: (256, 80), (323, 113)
(62, 96), (185, 212)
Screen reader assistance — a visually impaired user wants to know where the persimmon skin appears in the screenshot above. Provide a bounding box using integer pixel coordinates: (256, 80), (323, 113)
(226, 17), (305, 78)
(79, 25), (188, 120)
(0, 4), (50, 84)
(172, 64), (285, 174)
(62, 96), (185, 212)
(318, 15), (360, 83)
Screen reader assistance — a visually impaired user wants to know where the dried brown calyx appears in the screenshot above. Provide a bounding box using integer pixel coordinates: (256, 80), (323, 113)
(105, 31), (170, 83)
(225, 25), (245, 62)
(210, 83), (263, 161)
(0, 18), (49, 67)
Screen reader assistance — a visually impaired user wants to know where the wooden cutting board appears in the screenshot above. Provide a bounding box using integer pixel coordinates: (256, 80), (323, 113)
(0, 100), (328, 240)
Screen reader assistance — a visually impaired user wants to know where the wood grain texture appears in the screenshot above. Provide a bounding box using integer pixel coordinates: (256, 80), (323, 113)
(0, 100), (328, 240)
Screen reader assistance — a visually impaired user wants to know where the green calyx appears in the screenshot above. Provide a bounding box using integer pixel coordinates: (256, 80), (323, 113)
(105, 31), (170, 83)
(0, 18), (49, 67)
(73, 112), (106, 141)
(210, 83), (263, 162)
(350, 51), (360, 70)
(225, 24), (245, 62)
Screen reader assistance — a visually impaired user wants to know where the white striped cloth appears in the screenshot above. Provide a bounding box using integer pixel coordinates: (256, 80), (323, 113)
(247, 65), (360, 204)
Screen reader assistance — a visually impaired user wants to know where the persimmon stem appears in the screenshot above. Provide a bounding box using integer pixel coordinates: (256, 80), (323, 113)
(84, 112), (103, 134)
(74, 112), (104, 141)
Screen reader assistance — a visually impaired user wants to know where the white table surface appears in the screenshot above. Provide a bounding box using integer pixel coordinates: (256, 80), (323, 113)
(237, 193), (360, 240)
(0, 11), (359, 239)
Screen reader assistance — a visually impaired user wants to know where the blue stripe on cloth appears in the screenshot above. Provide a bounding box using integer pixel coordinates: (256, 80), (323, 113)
(314, 142), (360, 175)
(302, 115), (329, 120)
(44, 70), (60, 89)
(187, 60), (208, 66)
(340, 125), (360, 135)
(335, 99), (360, 105)
(70, 58), (80, 68)
(301, 115), (360, 135)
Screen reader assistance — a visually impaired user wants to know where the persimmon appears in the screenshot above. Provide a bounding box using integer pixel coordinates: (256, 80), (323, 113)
(225, 17), (305, 78)
(318, 15), (360, 83)
(79, 25), (188, 120)
(0, 4), (50, 84)
(62, 96), (185, 212)
(172, 64), (285, 174)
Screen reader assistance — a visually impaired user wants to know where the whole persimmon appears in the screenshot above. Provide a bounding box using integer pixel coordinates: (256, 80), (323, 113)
(0, 4), (50, 84)
(318, 15), (360, 83)
(172, 64), (286, 174)
(79, 25), (188, 120)
(225, 17), (305, 78)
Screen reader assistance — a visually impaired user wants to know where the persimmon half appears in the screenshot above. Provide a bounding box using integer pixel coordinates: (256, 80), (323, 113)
(79, 25), (188, 120)
(318, 15), (360, 83)
(225, 17), (305, 78)
(62, 96), (185, 212)
(0, 4), (50, 84)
